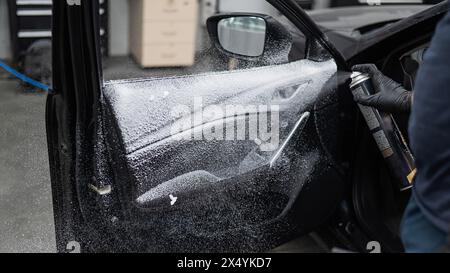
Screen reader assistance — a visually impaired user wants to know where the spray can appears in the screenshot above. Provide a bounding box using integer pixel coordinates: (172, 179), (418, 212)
(350, 72), (416, 191)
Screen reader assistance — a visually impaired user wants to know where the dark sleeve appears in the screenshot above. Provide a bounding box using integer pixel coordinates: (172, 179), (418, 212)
(409, 8), (450, 233)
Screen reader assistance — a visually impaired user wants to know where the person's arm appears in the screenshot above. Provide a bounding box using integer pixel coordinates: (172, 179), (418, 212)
(407, 8), (450, 234)
(352, 64), (413, 113)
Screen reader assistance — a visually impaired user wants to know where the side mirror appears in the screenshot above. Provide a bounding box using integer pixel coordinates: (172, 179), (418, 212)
(217, 17), (267, 57)
(207, 13), (292, 60)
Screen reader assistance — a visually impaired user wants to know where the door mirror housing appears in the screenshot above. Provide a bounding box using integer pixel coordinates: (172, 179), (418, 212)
(207, 13), (292, 61)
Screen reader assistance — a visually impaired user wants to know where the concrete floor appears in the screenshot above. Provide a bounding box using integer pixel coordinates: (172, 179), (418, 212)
(0, 79), (56, 253)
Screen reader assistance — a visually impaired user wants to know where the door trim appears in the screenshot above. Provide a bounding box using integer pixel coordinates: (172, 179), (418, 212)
(47, 0), (103, 252)
(267, 0), (350, 71)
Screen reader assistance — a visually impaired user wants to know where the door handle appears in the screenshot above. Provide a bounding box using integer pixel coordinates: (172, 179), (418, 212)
(270, 112), (310, 168)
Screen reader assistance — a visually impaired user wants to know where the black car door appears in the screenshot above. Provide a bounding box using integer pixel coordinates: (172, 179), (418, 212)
(47, 0), (355, 252)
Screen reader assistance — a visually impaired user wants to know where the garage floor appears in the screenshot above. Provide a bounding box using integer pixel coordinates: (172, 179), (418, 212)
(0, 79), (56, 253)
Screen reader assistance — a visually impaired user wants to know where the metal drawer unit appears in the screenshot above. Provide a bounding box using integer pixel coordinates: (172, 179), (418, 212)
(7, 0), (109, 63)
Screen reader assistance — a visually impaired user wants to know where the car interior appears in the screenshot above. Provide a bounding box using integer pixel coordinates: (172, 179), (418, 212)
(44, 0), (449, 253)
(92, 5), (439, 252)
(86, 1), (357, 251)
(346, 36), (434, 252)
(101, 54), (349, 252)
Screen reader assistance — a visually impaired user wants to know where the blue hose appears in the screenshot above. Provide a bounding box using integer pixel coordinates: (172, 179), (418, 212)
(0, 60), (53, 93)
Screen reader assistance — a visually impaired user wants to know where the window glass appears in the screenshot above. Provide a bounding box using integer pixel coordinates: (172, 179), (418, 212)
(102, 0), (320, 81)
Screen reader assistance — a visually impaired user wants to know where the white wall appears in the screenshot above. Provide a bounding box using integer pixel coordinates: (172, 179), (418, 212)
(0, 0), (12, 60)
(314, 0), (332, 9)
(109, 0), (130, 56)
(218, 0), (279, 16)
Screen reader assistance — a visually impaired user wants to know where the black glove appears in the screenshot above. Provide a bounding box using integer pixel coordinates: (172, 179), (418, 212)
(352, 64), (413, 113)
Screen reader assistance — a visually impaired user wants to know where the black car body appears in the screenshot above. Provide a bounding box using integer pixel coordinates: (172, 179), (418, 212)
(47, 0), (448, 253)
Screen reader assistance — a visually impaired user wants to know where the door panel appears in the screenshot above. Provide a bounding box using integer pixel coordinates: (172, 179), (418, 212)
(104, 60), (336, 197)
(49, 0), (353, 253)
(98, 59), (342, 251)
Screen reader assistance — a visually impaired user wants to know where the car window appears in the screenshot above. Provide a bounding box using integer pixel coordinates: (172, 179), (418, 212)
(102, 1), (327, 81)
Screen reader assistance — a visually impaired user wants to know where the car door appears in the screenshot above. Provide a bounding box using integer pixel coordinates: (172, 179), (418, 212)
(47, 0), (356, 253)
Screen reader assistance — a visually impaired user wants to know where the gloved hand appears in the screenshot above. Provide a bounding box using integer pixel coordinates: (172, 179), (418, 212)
(352, 64), (413, 113)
